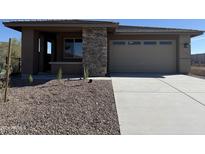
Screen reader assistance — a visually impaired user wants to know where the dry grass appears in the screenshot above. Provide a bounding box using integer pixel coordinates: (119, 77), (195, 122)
(190, 66), (205, 77)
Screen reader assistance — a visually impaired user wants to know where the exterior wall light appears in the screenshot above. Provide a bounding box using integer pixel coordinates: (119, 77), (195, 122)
(184, 43), (190, 48)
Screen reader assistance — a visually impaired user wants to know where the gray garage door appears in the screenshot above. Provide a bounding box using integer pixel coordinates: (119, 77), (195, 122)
(109, 40), (176, 73)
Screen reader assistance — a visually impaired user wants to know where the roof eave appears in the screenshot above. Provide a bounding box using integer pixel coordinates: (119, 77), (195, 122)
(114, 31), (204, 37)
(190, 31), (204, 37)
(3, 22), (118, 32)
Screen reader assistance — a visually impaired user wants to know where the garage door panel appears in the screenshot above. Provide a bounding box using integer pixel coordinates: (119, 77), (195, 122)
(109, 40), (176, 73)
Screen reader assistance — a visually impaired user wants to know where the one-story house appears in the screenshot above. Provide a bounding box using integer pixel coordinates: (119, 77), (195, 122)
(3, 20), (204, 76)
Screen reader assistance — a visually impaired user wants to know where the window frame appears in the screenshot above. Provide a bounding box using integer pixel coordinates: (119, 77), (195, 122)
(63, 38), (83, 60)
(159, 41), (173, 45)
(143, 41), (157, 45)
(128, 41), (141, 45)
(112, 41), (126, 45)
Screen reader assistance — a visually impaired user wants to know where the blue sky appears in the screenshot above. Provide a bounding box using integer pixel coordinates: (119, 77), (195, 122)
(0, 19), (205, 54)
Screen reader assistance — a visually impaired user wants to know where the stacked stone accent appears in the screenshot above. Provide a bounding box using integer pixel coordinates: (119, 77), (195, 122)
(178, 34), (191, 74)
(82, 27), (107, 76)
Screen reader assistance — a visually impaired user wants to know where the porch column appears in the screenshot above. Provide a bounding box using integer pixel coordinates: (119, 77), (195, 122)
(56, 33), (63, 61)
(51, 40), (55, 62)
(82, 27), (108, 76)
(33, 31), (39, 74)
(21, 29), (36, 75)
(39, 34), (46, 72)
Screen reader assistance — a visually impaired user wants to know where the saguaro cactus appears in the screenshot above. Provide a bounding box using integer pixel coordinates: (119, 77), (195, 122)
(4, 38), (12, 102)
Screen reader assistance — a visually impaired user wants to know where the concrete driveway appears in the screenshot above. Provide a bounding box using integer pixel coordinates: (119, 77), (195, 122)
(111, 74), (205, 134)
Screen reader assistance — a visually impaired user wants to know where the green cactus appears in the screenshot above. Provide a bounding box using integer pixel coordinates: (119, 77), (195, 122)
(56, 67), (62, 80)
(83, 66), (89, 80)
(28, 74), (33, 84)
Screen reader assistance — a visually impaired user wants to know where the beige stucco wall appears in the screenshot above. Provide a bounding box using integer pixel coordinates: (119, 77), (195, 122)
(178, 34), (191, 74)
(50, 63), (83, 75)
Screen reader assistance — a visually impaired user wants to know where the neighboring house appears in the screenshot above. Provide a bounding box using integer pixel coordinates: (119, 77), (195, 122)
(3, 20), (203, 76)
(191, 53), (205, 65)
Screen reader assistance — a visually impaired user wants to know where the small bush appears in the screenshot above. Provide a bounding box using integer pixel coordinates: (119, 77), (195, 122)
(0, 80), (4, 89)
(11, 60), (20, 74)
(83, 66), (89, 80)
(0, 64), (2, 73)
(56, 67), (62, 80)
(28, 74), (33, 84)
(0, 69), (6, 77)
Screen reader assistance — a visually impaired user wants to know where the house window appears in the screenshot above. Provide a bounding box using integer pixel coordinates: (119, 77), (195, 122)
(113, 41), (126, 45)
(47, 42), (52, 55)
(144, 41), (157, 45)
(128, 41), (141, 45)
(64, 39), (83, 59)
(160, 41), (172, 45)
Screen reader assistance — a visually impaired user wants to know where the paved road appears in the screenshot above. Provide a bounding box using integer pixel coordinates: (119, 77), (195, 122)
(111, 74), (205, 134)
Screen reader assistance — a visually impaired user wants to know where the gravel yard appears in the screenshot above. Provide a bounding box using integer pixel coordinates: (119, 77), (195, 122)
(0, 79), (120, 135)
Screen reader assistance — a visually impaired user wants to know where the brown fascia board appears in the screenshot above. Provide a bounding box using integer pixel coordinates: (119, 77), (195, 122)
(190, 31), (204, 37)
(116, 25), (204, 37)
(114, 31), (204, 37)
(3, 22), (119, 32)
(3, 19), (118, 25)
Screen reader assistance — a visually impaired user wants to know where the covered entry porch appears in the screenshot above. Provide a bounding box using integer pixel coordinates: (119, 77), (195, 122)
(31, 30), (83, 75)
(21, 26), (108, 76)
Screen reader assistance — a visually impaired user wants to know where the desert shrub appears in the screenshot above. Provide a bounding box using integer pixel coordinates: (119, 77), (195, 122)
(11, 58), (20, 74)
(56, 67), (62, 80)
(0, 80), (4, 89)
(83, 66), (89, 79)
(0, 39), (21, 74)
(0, 64), (6, 87)
(28, 74), (33, 84)
(0, 64), (2, 73)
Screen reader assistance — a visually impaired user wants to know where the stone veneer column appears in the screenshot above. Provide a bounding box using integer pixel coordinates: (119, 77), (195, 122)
(178, 34), (191, 74)
(82, 27), (108, 76)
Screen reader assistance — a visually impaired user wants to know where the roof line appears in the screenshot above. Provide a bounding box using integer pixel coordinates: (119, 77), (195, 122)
(119, 25), (204, 32)
(3, 19), (119, 24)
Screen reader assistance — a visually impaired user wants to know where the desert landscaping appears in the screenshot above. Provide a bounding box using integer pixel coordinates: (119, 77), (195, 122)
(0, 78), (120, 135)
